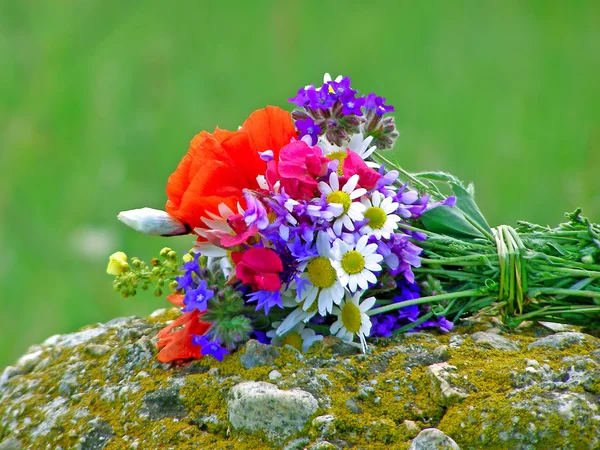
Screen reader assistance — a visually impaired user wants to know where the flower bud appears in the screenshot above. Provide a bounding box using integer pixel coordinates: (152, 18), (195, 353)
(117, 208), (188, 236)
(106, 252), (130, 275)
(159, 247), (173, 257)
(182, 253), (194, 263)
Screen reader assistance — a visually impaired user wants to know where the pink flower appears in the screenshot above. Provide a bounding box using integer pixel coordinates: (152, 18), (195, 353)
(220, 214), (258, 247)
(277, 141), (329, 200)
(342, 150), (381, 190)
(232, 248), (283, 292)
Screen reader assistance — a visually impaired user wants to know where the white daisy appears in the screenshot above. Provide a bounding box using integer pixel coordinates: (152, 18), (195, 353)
(297, 231), (345, 315)
(318, 173), (366, 235)
(332, 235), (383, 292)
(330, 292), (376, 353)
(360, 191), (401, 239)
(267, 322), (323, 352)
(318, 133), (377, 162)
(276, 302), (320, 336)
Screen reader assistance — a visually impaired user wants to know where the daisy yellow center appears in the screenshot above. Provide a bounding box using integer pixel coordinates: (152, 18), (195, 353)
(341, 251), (365, 274)
(326, 190), (351, 214)
(307, 256), (337, 288)
(341, 302), (362, 333)
(282, 332), (303, 351)
(364, 206), (387, 229)
(328, 151), (347, 176)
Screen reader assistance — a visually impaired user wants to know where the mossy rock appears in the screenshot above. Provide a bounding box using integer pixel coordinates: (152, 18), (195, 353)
(1, 310), (599, 449)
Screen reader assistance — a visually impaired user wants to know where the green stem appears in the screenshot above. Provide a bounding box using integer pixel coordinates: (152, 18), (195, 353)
(367, 289), (486, 316)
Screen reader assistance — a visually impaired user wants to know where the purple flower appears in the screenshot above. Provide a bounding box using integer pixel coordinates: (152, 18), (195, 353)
(192, 335), (229, 361)
(364, 93), (395, 116)
(250, 330), (271, 345)
(308, 88), (335, 110)
(326, 76), (356, 101)
(243, 191), (269, 230)
(295, 117), (322, 145)
(288, 86), (313, 107)
(422, 317), (454, 332)
(247, 290), (283, 315)
(341, 96), (366, 116)
(182, 279), (214, 313)
(176, 253), (201, 290)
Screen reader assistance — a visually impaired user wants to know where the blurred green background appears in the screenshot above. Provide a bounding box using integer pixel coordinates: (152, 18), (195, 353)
(1, 1), (599, 367)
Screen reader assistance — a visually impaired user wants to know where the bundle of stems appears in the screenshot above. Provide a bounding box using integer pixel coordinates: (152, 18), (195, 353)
(369, 152), (600, 331)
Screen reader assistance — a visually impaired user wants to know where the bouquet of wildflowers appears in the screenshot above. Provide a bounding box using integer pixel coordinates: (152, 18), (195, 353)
(108, 74), (600, 363)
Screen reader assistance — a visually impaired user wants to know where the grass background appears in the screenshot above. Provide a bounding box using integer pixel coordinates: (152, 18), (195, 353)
(1, 1), (599, 367)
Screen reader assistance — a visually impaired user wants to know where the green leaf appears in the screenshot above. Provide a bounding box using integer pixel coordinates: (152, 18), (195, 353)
(450, 182), (492, 235)
(420, 205), (485, 239)
(415, 171), (464, 186)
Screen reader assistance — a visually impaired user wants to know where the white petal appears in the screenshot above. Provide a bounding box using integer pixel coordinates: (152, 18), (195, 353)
(360, 296), (376, 312)
(319, 181), (333, 195)
(343, 174), (360, 193)
(355, 235), (369, 252)
(329, 172), (339, 191)
(350, 188), (367, 200)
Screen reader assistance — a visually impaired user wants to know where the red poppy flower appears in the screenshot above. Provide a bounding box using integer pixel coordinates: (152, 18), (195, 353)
(166, 107), (297, 231)
(156, 310), (210, 363)
(232, 247), (283, 292)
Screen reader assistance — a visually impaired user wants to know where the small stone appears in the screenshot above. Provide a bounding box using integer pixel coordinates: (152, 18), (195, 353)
(15, 349), (43, 374)
(307, 442), (337, 450)
(0, 366), (18, 388)
(227, 381), (318, 440)
(345, 398), (363, 414)
(409, 428), (460, 450)
(282, 437), (310, 450)
(433, 345), (450, 362)
(269, 370), (282, 380)
(357, 386), (375, 399)
(84, 344), (112, 357)
(139, 385), (188, 420)
(526, 359), (540, 367)
(239, 340), (280, 369)
(322, 336), (362, 355)
(58, 372), (79, 396)
(207, 368), (220, 377)
(312, 414), (336, 439)
(449, 335), (464, 348)
(0, 438), (23, 450)
(528, 332), (593, 350)
(402, 420), (420, 438)
(470, 332), (519, 351)
(427, 363), (469, 406)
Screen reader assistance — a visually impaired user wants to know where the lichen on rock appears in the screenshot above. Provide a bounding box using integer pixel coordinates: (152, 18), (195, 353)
(1, 309), (599, 449)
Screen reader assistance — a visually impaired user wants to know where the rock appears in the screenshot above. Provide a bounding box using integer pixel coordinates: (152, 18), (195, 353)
(345, 398), (363, 414)
(1, 310), (599, 449)
(239, 339), (280, 369)
(269, 370), (282, 380)
(470, 331), (520, 351)
(84, 344), (112, 357)
(227, 381), (318, 440)
(427, 363), (470, 406)
(139, 380), (188, 420)
(0, 438), (22, 450)
(410, 428), (460, 449)
(312, 414), (336, 439)
(528, 331), (594, 350)
(402, 420), (420, 438)
(322, 336), (362, 356)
